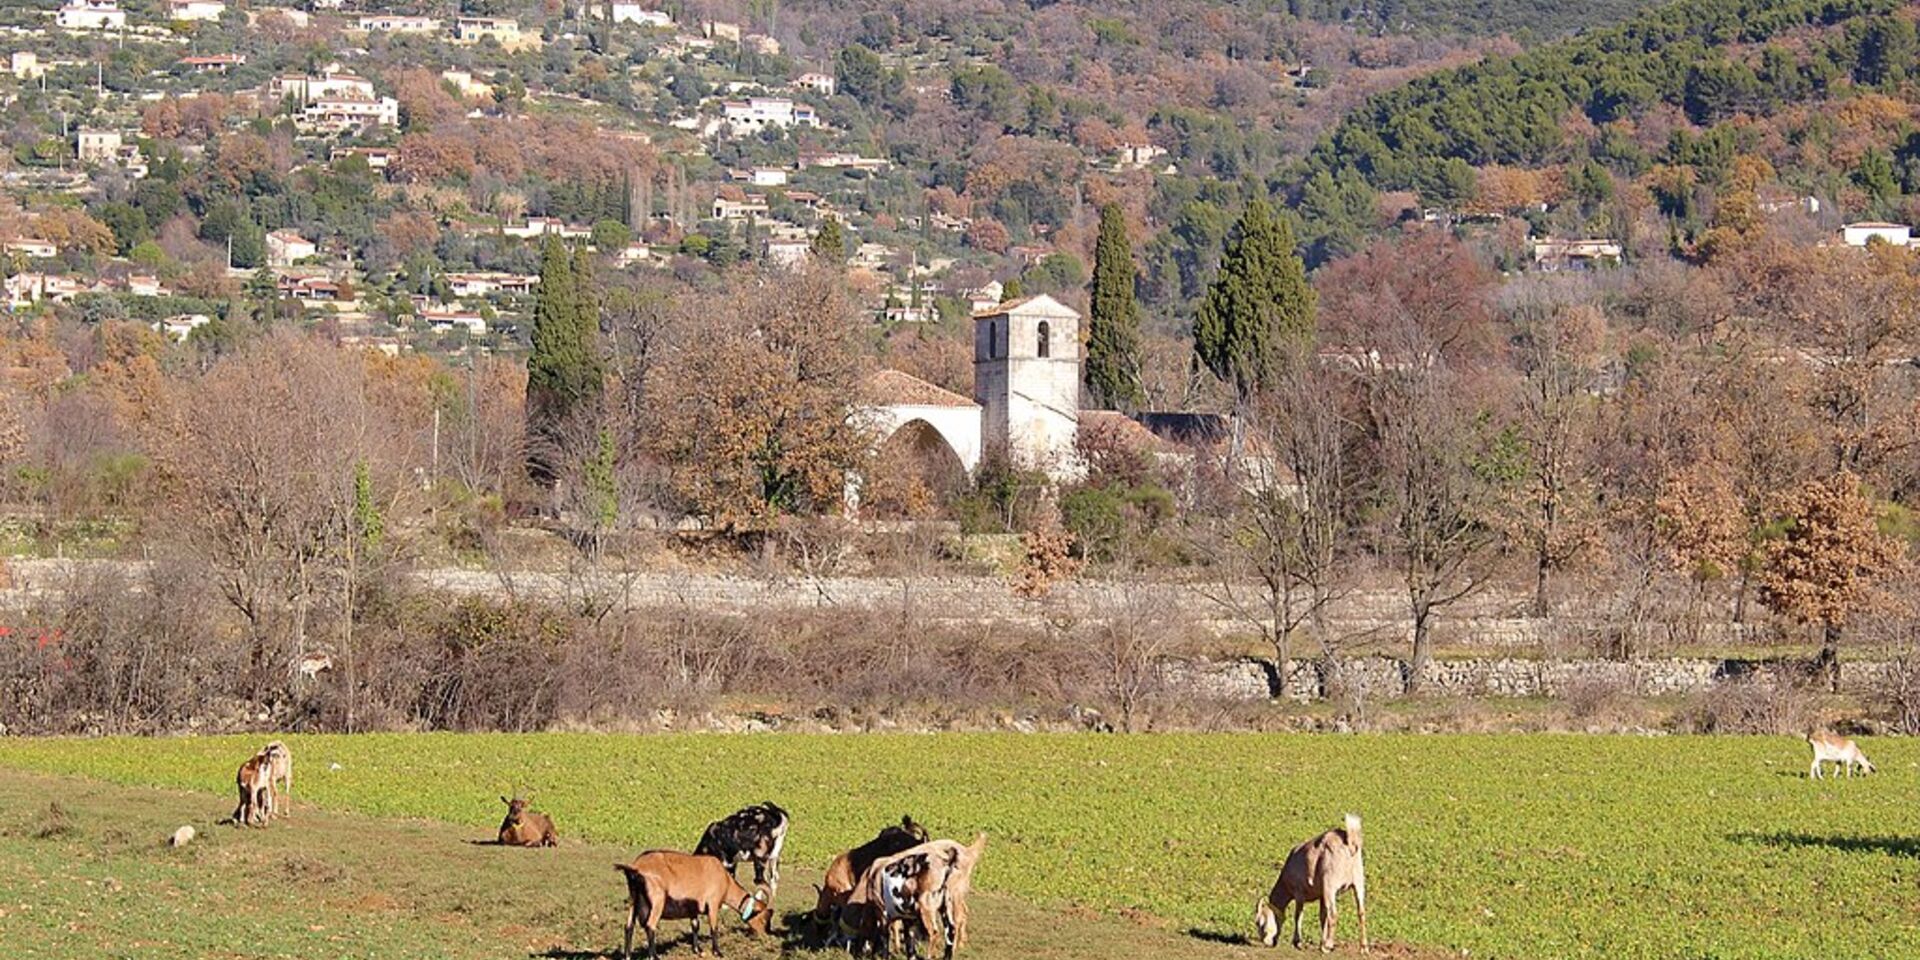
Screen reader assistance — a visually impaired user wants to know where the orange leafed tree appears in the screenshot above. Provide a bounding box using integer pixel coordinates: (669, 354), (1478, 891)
(1758, 471), (1907, 690)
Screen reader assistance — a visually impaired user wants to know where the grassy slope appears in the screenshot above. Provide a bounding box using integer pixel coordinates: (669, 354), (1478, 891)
(0, 767), (1341, 960)
(0, 733), (1915, 958)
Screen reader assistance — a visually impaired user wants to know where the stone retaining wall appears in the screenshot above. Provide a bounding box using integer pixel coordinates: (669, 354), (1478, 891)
(1159, 655), (1896, 702)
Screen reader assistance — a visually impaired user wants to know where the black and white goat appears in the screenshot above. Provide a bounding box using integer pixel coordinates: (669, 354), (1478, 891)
(695, 802), (791, 896)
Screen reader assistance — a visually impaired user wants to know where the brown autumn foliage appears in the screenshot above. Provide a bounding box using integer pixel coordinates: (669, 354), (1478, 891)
(1759, 471), (1908, 687)
(644, 267), (871, 528)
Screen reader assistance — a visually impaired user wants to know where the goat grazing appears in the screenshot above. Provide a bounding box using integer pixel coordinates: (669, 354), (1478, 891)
(1256, 814), (1367, 953)
(231, 750), (274, 827)
(1808, 732), (1876, 779)
(614, 850), (769, 960)
(497, 795), (559, 847)
(812, 815), (929, 938)
(695, 802), (790, 895)
(262, 741), (293, 818)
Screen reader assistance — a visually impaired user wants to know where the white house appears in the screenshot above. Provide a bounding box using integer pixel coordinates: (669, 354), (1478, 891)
(75, 129), (122, 164)
(447, 272), (538, 297)
(748, 167), (789, 187)
(603, 2), (671, 27)
(266, 230), (317, 267)
(356, 14), (440, 33)
(721, 97), (819, 134)
(3, 238), (58, 259)
(301, 97), (400, 133)
(712, 194), (770, 220)
(55, 0), (126, 30)
(165, 0), (225, 22)
(795, 72), (836, 96)
(1841, 221), (1912, 247)
(500, 217), (591, 240)
(10, 52), (44, 80)
(1531, 237), (1623, 271)
(422, 308), (486, 335)
(153, 314), (211, 341)
(454, 16), (524, 45)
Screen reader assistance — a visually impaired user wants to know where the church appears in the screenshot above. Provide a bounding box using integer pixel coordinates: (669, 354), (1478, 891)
(862, 293), (1089, 480)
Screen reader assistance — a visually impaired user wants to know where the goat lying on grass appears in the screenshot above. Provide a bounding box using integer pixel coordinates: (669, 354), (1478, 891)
(615, 850), (768, 960)
(497, 795), (559, 847)
(1256, 814), (1367, 953)
(812, 815), (929, 939)
(1808, 732), (1876, 779)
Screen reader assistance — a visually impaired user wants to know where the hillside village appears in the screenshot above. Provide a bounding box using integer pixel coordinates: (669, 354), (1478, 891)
(0, 0), (1915, 744)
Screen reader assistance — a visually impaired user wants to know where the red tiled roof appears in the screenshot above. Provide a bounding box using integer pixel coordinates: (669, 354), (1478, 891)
(863, 369), (977, 408)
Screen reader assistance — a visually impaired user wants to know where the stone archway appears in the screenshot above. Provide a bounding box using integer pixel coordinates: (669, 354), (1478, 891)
(862, 418), (972, 518)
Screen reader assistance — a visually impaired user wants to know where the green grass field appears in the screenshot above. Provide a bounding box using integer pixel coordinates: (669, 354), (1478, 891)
(0, 733), (1914, 959)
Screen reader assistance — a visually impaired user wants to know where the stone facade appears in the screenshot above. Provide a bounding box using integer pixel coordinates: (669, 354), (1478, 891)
(973, 294), (1082, 475)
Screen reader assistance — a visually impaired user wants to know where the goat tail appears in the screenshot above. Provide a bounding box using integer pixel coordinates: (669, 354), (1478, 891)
(966, 831), (988, 861)
(1344, 813), (1363, 848)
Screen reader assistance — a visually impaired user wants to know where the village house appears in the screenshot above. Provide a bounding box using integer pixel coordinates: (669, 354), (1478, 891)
(152, 313), (211, 341)
(1531, 237), (1623, 271)
(614, 242), (655, 268)
(1841, 221), (1912, 247)
(178, 54), (247, 73)
(3, 238), (58, 259)
(75, 129), (122, 165)
(302, 97), (399, 133)
(745, 34), (780, 55)
(124, 274), (168, 297)
(500, 217), (592, 240)
(795, 72), (836, 96)
(721, 97), (819, 134)
(164, 0), (225, 22)
(712, 194), (771, 220)
(5, 273), (91, 307)
(356, 13), (440, 33)
(600, 2), (672, 27)
(440, 69), (492, 99)
(1113, 142), (1168, 170)
(10, 52), (44, 80)
(55, 0), (126, 31)
(454, 16), (526, 46)
(266, 230), (318, 267)
(329, 146), (395, 171)
(422, 307), (486, 335)
(277, 275), (341, 301)
(446, 272), (538, 297)
(270, 68), (376, 103)
(737, 167), (788, 187)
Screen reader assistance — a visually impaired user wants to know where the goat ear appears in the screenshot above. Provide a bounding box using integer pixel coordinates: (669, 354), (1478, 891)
(500, 795), (509, 804)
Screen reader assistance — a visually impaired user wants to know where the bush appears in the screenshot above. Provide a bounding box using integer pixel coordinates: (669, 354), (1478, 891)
(1677, 672), (1820, 735)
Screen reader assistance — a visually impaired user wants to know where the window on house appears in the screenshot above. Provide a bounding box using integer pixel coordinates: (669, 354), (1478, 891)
(987, 321), (997, 359)
(1036, 321), (1051, 358)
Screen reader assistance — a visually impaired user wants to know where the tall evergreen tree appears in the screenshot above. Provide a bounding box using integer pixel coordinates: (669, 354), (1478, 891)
(1193, 199), (1315, 402)
(1085, 203), (1144, 410)
(525, 237), (603, 485)
(810, 218), (846, 264)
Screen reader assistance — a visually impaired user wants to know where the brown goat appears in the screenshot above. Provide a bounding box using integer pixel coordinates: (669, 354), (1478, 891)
(1256, 814), (1367, 953)
(840, 834), (987, 958)
(614, 850), (769, 960)
(812, 815), (929, 938)
(231, 751), (273, 827)
(497, 795), (559, 847)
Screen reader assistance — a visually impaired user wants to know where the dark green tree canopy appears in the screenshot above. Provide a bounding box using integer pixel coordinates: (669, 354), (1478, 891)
(1192, 199), (1316, 401)
(1086, 203), (1145, 410)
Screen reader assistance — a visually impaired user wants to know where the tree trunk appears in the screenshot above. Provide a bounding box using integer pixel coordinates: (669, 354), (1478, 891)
(1820, 621), (1842, 694)
(1406, 607), (1432, 695)
(1532, 558), (1550, 619)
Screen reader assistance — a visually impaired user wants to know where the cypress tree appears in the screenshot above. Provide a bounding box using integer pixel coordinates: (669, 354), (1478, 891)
(1085, 203), (1144, 410)
(1192, 199), (1315, 403)
(525, 237), (603, 485)
(810, 218), (846, 264)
